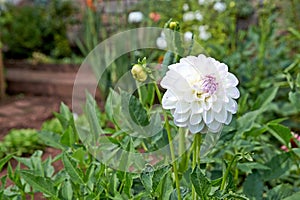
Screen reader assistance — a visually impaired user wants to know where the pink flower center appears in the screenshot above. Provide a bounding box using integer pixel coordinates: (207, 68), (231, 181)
(201, 75), (218, 95)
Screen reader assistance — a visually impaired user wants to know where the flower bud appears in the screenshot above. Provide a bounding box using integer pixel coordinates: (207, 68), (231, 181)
(169, 21), (178, 29)
(131, 64), (147, 82)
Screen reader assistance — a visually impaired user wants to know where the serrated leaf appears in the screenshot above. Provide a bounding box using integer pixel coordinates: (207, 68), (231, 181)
(152, 165), (171, 192)
(128, 94), (149, 126)
(141, 164), (154, 193)
(0, 154), (13, 171)
(21, 171), (57, 197)
(62, 153), (85, 185)
(38, 131), (65, 150)
(267, 123), (292, 146)
(190, 165), (211, 199)
(266, 184), (295, 200)
(243, 171), (263, 200)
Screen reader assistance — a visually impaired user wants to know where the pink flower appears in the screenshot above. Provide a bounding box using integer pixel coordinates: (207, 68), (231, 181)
(149, 12), (161, 22)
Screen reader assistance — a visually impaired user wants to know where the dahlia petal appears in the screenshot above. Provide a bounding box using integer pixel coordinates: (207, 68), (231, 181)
(188, 122), (205, 134)
(175, 101), (191, 113)
(214, 108), (227, 123)
(227, 87), (240, 99)
(162, 90), (177, 109)
(203, 110), (214, 124)
(225, 113), (232, 125)
(174, 120), (187, 127)
(225, 73), (239, 87)
(190, 113), (202, 125)
(191, 102), (203, 114)
(225, 98), (238, 114)
(212, 101), (222, 113)
(207, 120), (222, 133)
(174, 111), (190, 123)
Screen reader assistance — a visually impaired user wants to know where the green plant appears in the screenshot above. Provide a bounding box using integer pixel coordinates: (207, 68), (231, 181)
(0, 129), (44, 158)
(1, 0), (76, 59)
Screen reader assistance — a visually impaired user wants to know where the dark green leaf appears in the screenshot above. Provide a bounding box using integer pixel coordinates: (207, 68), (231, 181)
(263, 153), (291, 181)
(237, 110), (260, 133)
(141, 164), (154, 193)
(283, 191), (300, 200)
(252, 87), (278, 110)
(128, 94), (149, 126)
(21, 171), (57, 197)
(237, 162), (270, 173)
(0, 154), (13, 171)
(60, 179), (73, 200)
(243, 171), (263, 200)
(62, 153), (85, 185)
(38, 131), (65, 150)
(190, 165), (211, 199)
(152, 165), (171, 192)
(266, 184), (295, 200)
(289, 91), (300, 111)
(267, 123), (292, 146)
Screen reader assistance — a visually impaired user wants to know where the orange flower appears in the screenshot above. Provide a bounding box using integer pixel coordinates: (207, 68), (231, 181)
(149, 12), (161, 22)
(86, 0), (96, 11)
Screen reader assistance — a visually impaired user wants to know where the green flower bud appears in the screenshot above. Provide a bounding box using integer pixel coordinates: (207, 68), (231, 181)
(131, 64), (147, 82)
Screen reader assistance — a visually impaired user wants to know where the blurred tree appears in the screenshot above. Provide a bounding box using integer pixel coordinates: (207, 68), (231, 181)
(0, 37), (4, 100)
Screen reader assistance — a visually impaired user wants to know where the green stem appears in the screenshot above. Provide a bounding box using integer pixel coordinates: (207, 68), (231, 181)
(192, 134), (202, 200)
(220, 155), (238, 191)
(154, 82), (182, 200)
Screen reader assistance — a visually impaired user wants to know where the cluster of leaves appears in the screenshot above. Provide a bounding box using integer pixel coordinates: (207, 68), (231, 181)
(0, 0), (76, 59)
(0, 129), (44, 158)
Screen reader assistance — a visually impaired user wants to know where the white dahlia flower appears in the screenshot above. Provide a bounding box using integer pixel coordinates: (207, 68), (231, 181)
(161, 54), (240, 134)
(128, 11), (143, 23)
(213, 2), (226, 12)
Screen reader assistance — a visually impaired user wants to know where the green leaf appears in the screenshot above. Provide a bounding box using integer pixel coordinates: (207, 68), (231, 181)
(289, 91), (300, 111)
(266, 184), (295, 200)
(237, 110), (260, 133)
(152, 165), (171, 192)
(190, 165), (211, 199)
(237, 162), (270, 173)
(60, 179), (73, 200)
(252, 87), (278, 110)
(296, 73), (300, 88)
(0, 154), (13, 171)
(263, 153), (291, 181)
(267, 123), (292, 146)
(161, 51), (175, 76)
(62, 153), (85, 185)
(128, 93), (149, 126)
(243, 171), (263, 200)
(85, 92), (103, 134)
(38, 131), (65, 150)
(283, 191), (300, 200)
(140, 164), (154, 193)
(60, 126), (75, 147)
(21, 171), (57, 197)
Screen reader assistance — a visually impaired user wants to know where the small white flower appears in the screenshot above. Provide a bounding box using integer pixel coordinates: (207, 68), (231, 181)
(184, 31), (193, 42)
(183, 3), (189, 11)
(198, 25), (211, 41)
(213, 2), (226, 12)
(128, 11), (143, 23)
(183, 11), (195, 22)
(194, 10), (203, 21)
(161, 54), (240, 134)
(198, 0), (214, 5)
(156, 32), (167, 49)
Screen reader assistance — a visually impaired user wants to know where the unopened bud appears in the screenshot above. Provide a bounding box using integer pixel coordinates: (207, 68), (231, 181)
(131, 64), (147, 82)
(169, 21), (178, 29)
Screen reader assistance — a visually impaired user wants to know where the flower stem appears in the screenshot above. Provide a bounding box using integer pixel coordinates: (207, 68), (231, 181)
(153, 82), (182, 200)
(220, 155), (238, 191)
(192, 133), (202, 200)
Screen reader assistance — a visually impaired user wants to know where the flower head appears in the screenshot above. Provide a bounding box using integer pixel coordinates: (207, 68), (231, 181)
(128, 11), (143, 23)
(131, 64), (147, 82)
(161, 54), (240, 133)
(213, 2), (227, 12)
(149, 12), (161, 22)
